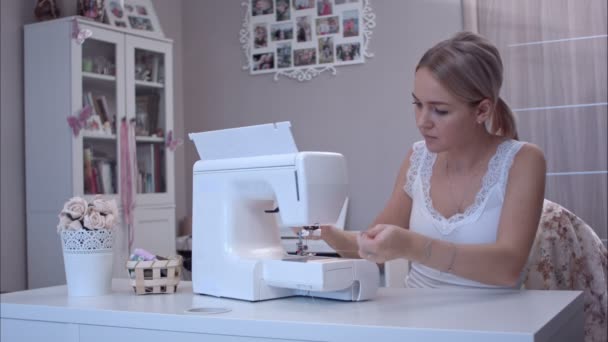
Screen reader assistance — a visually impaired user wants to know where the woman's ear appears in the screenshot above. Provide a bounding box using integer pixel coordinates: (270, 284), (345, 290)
(475, 99), (493, 124)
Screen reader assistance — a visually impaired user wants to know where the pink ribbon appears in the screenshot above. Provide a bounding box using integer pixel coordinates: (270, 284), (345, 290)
(120, 119), (137, 251)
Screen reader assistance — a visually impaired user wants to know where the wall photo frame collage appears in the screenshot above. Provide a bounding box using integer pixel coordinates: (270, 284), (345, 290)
(242, 0), (375, 81)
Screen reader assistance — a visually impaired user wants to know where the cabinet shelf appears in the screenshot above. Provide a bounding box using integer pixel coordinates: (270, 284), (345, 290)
(82, 132), (117, 140)
(82, 71), (117, 82)
(135, 80), (165, 88)
(136, 136), (165, 143)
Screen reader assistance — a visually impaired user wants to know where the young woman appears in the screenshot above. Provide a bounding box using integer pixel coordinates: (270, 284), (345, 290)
(316, 32), (546, 289)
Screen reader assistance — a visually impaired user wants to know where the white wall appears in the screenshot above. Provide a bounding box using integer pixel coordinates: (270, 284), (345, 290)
(181, 0), (463, 232)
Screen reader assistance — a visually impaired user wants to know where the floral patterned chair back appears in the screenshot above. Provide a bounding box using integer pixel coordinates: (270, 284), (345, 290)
(524, 199), (607, 342)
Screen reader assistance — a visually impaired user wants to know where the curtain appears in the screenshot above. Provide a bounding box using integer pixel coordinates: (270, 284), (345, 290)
(464, 0), (608, 245)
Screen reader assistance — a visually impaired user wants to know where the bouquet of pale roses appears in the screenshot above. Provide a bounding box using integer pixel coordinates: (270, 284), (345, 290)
(57, 196), (119, 232)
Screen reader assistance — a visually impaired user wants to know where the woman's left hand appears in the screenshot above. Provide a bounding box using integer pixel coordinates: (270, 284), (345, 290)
(357, 224), (410, 264)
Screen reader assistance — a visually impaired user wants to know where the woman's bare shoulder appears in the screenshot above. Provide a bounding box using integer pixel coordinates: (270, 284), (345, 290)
(509, 142), (547, 181)
(514, 142), (546, 167)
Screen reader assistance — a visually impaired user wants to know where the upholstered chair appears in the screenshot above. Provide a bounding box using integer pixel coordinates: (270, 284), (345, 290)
(524, 199), (607, 342)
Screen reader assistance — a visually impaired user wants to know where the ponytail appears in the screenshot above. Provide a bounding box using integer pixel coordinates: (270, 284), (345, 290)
(491, 97), (518, 140)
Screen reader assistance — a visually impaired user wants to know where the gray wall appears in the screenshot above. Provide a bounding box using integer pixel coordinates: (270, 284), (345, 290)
(1, 0), (462, 292)
(182, 0), (463, 232)
(0, 0), (185, 293)
(1, 0), (33, 293)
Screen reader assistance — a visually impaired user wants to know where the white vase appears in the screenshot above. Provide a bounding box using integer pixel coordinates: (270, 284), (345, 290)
(60, 229), (114, 296)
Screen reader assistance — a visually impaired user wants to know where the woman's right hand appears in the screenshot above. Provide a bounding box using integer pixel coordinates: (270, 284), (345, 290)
(357, 224), (410, 264)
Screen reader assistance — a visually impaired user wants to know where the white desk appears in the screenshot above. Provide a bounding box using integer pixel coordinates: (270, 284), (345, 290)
(1, 279), (583, 342)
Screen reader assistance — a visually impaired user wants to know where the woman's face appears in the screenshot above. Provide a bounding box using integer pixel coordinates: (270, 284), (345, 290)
(413, 67), (479, 152)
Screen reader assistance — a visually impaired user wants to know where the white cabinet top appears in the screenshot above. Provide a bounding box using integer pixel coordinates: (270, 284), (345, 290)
(1, 279), (582, 342)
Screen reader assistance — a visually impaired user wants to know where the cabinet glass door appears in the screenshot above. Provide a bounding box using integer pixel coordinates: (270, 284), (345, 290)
(77, 27), (124, 198)
(126, 36), (173, 205)
(134, 48), (166, 194)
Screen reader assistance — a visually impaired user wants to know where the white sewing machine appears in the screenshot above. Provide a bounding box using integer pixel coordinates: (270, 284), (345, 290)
(189, 122), (379, 301)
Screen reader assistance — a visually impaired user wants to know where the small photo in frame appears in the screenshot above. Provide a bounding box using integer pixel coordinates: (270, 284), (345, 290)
(315, 16), (339, 35)
(335, 0), (359, 4)
(271, 22), (293, 41)
(108, 1), (124, 19)
(317, 0), (333, 16)
(342, 9), (359, 37)
(106, 0), (164, 37)
(252, 52), (275, 71)
(318, 37), (334, 64)
(129, 16), (153, 31)
(293, 0), (314, 10)
(276, 0), (291, 21)
(336, 42), (361, 63)
(254, 23), (269, 48)
(295, 16), (312, 42)
(252, 0), (274, 16)
(294, 48), (316, 66)
(277, 43), (292, 68)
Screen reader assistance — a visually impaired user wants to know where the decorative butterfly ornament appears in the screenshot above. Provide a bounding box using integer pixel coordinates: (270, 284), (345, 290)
(67, 105), (93, 137)
(72, 18), (93, 45)
(165, 130), (183, 151)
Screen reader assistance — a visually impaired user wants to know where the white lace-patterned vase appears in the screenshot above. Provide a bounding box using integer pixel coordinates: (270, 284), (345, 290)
(60, 229), (114, 296)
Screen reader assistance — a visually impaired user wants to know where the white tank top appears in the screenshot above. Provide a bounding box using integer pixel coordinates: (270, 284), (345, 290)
(404, 139), (525, 289)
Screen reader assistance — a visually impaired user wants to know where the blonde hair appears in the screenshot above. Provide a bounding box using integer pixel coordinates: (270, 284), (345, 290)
(416, 32), (518, 140)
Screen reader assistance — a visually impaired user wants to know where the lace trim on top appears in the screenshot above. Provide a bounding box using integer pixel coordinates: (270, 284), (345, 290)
(499, 141), (525, 194)
(408, 140), (523, 234)
(60, 229), (114, 254)
(404, 141), (427, 197)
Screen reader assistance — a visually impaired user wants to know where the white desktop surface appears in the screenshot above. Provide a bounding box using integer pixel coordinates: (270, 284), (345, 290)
(1, 279), (583, 342)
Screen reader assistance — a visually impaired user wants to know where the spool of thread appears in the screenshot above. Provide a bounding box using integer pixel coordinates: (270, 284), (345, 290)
(133, 248), (156, 261)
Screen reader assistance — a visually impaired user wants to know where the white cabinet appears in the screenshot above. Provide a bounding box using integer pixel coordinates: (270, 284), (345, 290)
(24, 17), (176, 289)
(1, 319), (79, 342)
(133, 206), (176, 258)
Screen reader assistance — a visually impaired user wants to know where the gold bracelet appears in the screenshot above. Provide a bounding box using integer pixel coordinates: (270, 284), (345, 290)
(446, 243), (458, 273)
(422, 238), (433, 264)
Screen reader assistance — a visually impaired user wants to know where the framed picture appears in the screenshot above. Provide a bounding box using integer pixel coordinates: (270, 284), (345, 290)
(241, 0), (375, 81)
(106, 0), (164, 37)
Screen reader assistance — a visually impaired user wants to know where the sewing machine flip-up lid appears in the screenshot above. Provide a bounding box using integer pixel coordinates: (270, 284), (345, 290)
(189, 122), (299, 171)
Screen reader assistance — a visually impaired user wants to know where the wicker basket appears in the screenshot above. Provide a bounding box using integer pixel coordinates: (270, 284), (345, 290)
(126, 255), (183, 295)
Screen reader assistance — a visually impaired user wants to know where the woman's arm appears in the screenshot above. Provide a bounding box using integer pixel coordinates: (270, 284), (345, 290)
(445, 144), (546, 285)
(359, 144), (546, 286)
(321, 148), (415, 258)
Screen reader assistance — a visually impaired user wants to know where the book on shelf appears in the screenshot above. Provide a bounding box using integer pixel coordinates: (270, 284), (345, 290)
(136, 143), (164, 193)
(157, 64), (165, 84)
(94, 95), (110, 124)
(84, 91), (98, 116)
(154, 144), (163, 192)
(83, 148), (94, 194)
(83, 147), (116, 194)
(151, 55), (160, 83)
(99, 161), (114, 194)
(90, 164), (99, 194)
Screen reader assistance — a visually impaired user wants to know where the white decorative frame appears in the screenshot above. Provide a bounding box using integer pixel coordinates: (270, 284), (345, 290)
(106, 0), (164, 37)
(240, 0), (376, 81)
